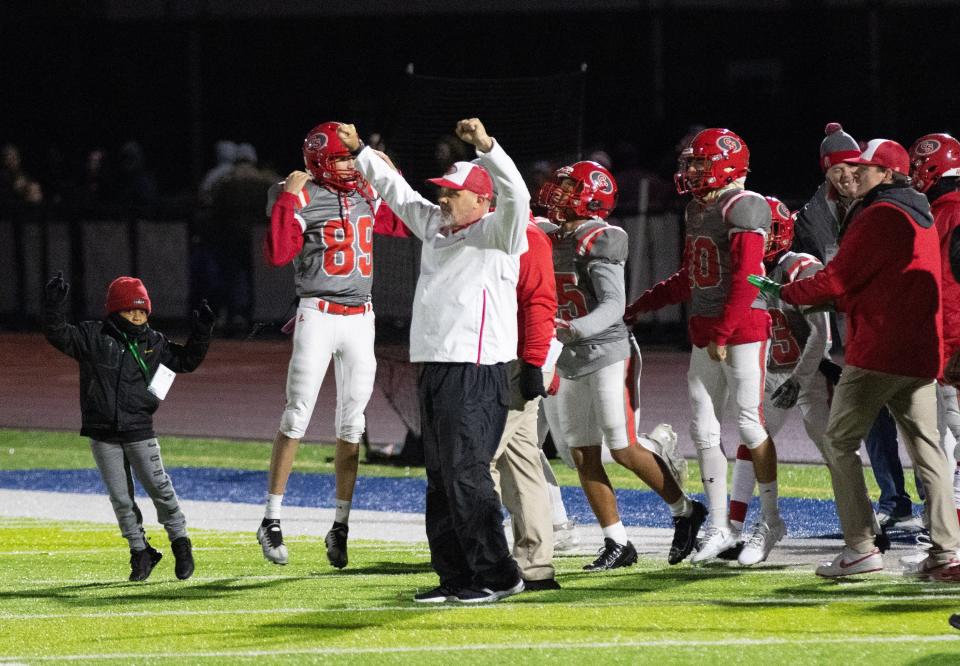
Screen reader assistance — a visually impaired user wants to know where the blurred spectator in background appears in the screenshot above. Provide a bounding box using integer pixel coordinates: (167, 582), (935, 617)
(1, 143), (44, 213)
(206, 142), (277, 336)
(115, 141), (158, 213)
(198, 140), (238, 207)
(70, 148), (114, 214)
(611, 141), (674, 216)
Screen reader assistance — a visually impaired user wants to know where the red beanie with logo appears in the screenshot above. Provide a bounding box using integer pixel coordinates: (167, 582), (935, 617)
(105, 276), (151, 315)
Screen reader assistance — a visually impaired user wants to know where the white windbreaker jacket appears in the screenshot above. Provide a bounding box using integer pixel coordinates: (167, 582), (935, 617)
(355, 140), (529, 364)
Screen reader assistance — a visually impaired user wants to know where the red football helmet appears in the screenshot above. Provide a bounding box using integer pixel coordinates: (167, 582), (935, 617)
(764, 196), (794, 261)
(908, 133), (960, 193)
(302, 121), (363, 192)
(535, 160), (618, 223)
(675, 128), (750, 196)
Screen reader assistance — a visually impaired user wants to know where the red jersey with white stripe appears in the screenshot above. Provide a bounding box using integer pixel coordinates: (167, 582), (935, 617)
(264, 180), (408, 306)
(765, 251), (823, 372)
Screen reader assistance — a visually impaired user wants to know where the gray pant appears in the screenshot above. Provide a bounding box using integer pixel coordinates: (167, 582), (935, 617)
(90, 438), (187, 549)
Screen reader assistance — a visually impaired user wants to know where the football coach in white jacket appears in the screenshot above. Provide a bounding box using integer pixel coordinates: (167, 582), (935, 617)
(338, 119), (529, 603)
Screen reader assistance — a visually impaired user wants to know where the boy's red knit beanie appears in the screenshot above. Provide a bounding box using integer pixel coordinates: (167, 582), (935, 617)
(105, 276), (151, 315)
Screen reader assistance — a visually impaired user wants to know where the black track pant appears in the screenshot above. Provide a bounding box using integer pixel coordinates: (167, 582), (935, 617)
(419, 362), (519, 590)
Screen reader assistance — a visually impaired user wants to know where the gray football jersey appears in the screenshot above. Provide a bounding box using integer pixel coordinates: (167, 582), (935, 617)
(684, 188), (769, 318)
(545, 219), (630, 378)
(266, 181), (380, 305)
(765, 251), (823, 371)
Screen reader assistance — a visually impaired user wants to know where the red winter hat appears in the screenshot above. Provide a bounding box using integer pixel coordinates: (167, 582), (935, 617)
(426, 161), (494, 199)
(105, 276), (151, 315)
(843, 138), (910, 175)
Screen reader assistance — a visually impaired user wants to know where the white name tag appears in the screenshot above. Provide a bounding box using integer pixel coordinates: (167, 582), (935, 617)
(147, 364), (176, 400)
(543, 338), (565, 373)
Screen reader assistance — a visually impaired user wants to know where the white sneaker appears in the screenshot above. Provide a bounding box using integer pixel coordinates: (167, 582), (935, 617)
(257, 518), (289, 565)
(737, 517), (787, 566)
(815, 547), (883, 578)
(691, 525), (737, 564)
(644, 423), (687, 490)
(553, 519), (580, 552)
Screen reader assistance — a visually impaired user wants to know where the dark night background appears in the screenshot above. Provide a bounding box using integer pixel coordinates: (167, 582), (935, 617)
(2, 0), (959, 327)
(5, 0), (959, 200)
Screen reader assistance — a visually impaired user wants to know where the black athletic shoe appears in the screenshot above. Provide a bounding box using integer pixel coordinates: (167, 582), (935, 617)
(583, 538), (637, 571)
(257, 518), (288, 565)
(325, 521), (349, 569)
(413, 585), (460, 603)
(171, 537), (195, 580)
(454, 578), (525, 604)
(129, 544), (162, 582)
(950, 614), (960, 630)
(523, 578), (562, 591)
(668, 500), (708, 565)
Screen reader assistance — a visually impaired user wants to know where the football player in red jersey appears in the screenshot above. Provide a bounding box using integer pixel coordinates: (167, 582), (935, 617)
(257, 122), (406, 569)
(726, 197), (831, 563)
(910, 133), (960, 532)
(624, 129), (785, 565)
(539, 161), (706, 570)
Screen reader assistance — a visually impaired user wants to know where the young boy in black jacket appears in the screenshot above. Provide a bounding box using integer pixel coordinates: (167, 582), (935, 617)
(42, 272), (214, 581)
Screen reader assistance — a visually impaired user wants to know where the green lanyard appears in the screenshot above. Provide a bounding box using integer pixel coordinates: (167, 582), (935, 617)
(120, 332), (151, 384)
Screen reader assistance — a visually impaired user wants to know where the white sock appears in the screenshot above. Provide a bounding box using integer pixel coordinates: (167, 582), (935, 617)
(335, 499), (352, 525)
(601, 521), (629, 546)
(668, 495), (693, 518)
(265, 493), (283, 520)
(698, 446), (729, 528)
(758, 480), (780, 522)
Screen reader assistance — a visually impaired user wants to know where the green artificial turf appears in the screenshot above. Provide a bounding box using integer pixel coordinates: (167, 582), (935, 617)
(0, 518), (957, 664)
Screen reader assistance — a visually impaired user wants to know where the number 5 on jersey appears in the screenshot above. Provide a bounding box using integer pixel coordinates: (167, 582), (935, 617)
(320, 216), (373, 277)
(556, 272), (588, 321)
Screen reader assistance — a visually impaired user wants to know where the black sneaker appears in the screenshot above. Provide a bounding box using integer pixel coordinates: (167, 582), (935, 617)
(454, 578), (525, 604)
(413, 585), (460, 603)
(129, 544), (162, 581)
(668, 500), (708, 565)
(325, 521), (349, 569)
(257, 518), (288, 565)
(523, 578), (561, 591)
(171, 537), (195, 580)
(950, 614), (960, 631)
(583, 538), (637, 571)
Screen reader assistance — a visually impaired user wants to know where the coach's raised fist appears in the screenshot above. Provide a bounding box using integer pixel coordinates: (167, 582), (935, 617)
(283, 171), (312, 194)
(43, 270), (70, 306)
(455, 118), (493, 153)
(337, 123), (361, 151)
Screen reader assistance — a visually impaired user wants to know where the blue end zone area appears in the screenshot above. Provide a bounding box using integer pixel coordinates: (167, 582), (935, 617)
(0, 467), (861, 538)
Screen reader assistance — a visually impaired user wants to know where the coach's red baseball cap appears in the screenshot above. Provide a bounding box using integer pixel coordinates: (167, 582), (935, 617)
(844, 138), (910, 175)
(427, 161), (494, 199)
(105, 276), (151, 315)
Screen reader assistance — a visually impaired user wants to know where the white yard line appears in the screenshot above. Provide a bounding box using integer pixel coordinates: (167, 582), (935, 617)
(4, 592), (960, 621)
(1, 634), (959, 662)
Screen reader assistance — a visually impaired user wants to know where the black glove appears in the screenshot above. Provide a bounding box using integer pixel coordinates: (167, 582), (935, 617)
(43, 271), (70, 307)
(770, 377), (800, 409)
(192, 299), (216, 330)
(518, 361), (547, 401)
(818, 358), (842, 386)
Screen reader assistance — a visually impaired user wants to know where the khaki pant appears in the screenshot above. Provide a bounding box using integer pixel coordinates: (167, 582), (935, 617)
(490, 360), (555, 582)
(825, 366), (960, 563)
